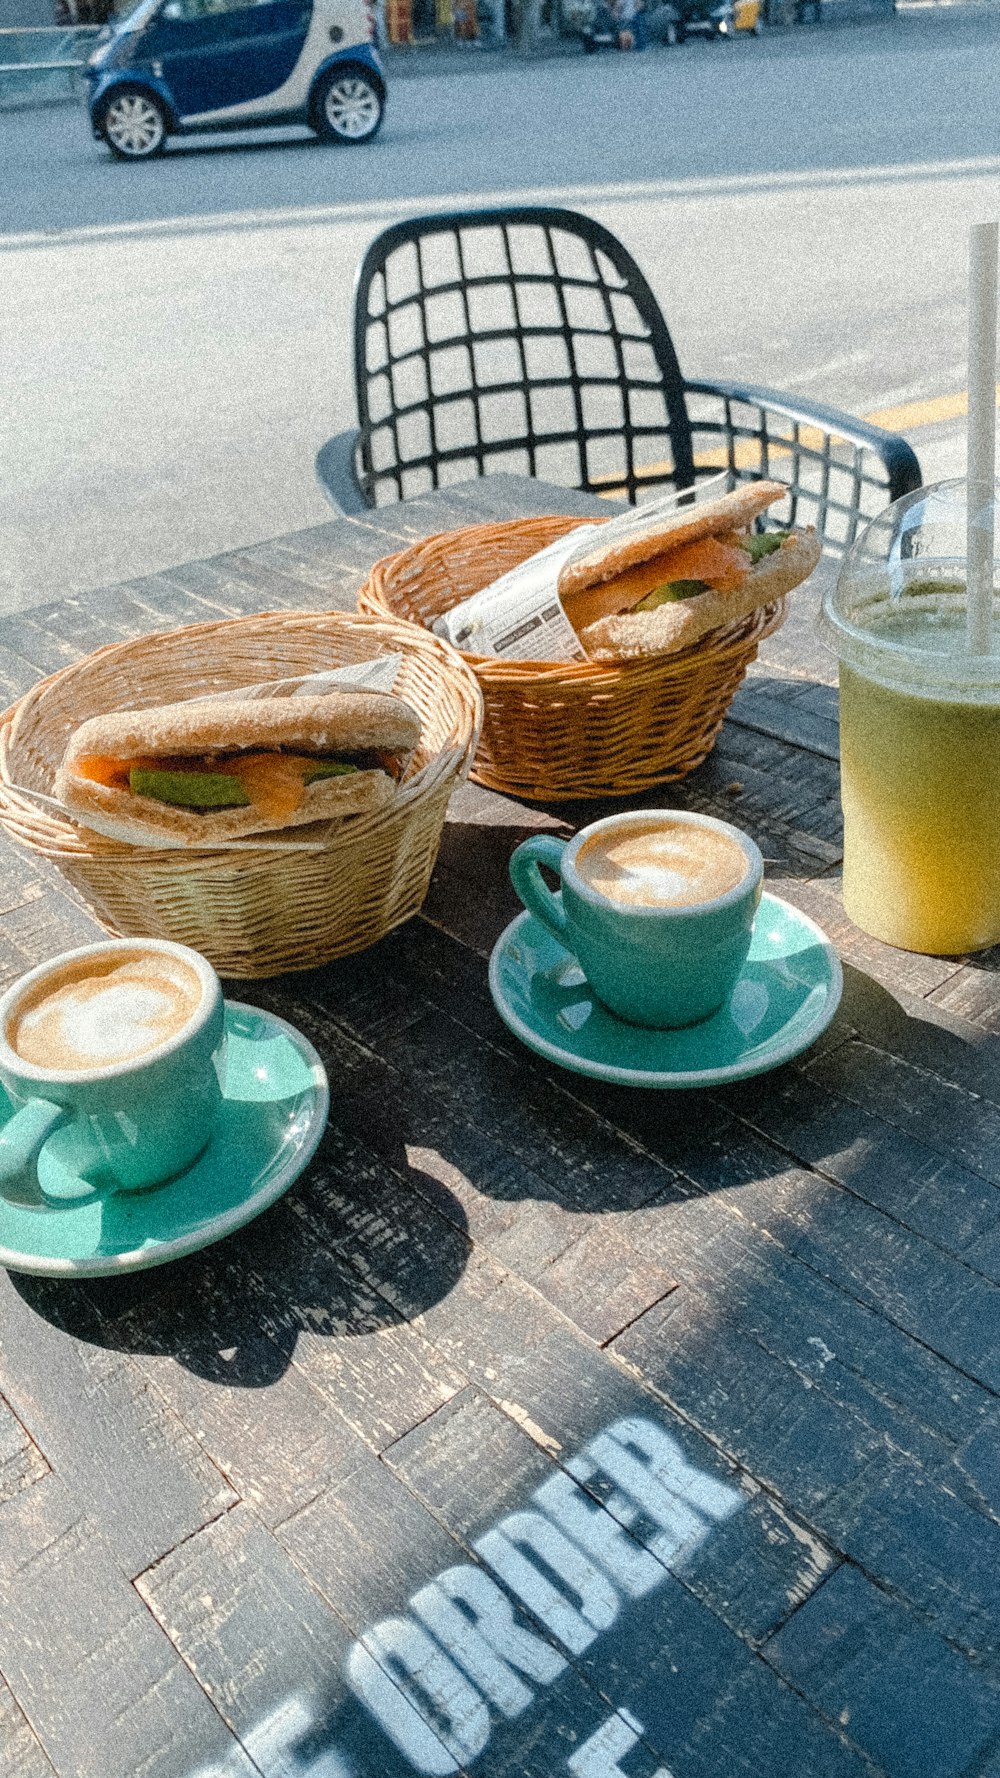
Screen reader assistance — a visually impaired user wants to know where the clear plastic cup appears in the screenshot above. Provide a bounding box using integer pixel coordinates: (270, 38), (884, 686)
(819, 478), (1000, 954)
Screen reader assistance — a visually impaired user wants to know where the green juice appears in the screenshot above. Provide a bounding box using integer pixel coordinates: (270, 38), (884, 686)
(840, 651), (1000, 954)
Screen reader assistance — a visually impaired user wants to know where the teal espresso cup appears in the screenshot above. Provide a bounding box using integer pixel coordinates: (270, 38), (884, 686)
(0, 939), (226, 1206)
(509, 811), (763, 1029)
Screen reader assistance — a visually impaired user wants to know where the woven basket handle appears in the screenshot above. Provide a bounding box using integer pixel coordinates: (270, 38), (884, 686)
(509, 835), (569, 942)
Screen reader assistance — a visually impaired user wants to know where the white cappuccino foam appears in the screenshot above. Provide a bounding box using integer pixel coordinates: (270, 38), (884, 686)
(10, 953), (202, 1073)
(576, 821), (748, 909)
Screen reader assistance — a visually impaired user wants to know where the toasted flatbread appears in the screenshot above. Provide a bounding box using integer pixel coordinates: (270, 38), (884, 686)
(558, 481), (787, 604)
(61, 693), (420, 763)
(580, 529), (821, 661)
(56, 691), (421, 848)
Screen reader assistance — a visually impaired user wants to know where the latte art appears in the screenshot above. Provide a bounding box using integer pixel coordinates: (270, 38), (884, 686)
(575, 820), (749, 908)
(9, 951), (203, 1073)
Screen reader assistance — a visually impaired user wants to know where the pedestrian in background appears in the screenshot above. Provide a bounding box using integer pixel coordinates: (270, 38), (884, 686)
(613, 0), (646, 46)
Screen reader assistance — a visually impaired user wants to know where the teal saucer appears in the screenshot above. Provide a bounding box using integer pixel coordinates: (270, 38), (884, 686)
(489, 893), (842, 1089)
(0, 1003), (329, 1277)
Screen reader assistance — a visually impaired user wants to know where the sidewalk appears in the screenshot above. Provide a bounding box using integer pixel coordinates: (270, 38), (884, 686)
(382, 0), (899, 76)
(382, 31), (578, 74)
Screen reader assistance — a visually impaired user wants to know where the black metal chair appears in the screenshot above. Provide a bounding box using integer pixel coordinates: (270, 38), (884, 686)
(316, 206), (921, 551)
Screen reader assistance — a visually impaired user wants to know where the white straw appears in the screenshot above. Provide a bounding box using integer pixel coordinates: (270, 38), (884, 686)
(966, 220), (998, 655)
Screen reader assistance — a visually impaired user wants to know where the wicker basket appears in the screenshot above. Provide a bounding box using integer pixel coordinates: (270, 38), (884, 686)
(0, 611), (482, 979)
(358, 515), (786, 801)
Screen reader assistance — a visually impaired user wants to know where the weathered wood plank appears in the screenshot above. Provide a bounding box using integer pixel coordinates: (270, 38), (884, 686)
(764, 1562), (1000, 1778)
(0, 614), (82, 677)
(74, 584), (168, 640)
(0, 887), (104, 972)
(280, 1405), (844, 1778)
(0, 1475), (255, 1778)
(0, 930), (37, 999)
(0, 1674), (57, 1778)
(0, 1271), (235, 1577)
(235, 522), (375, 594)
(284, 936), (997, 1446)
(825, 960), (1000, 1103)
(642, 1119), (1000, 1428)
(438, 472), (621, 522)
(135, 1501), (468, 1778)
(219, 543), (360, 612)
(77, 1256), (375, 1529)
(384, 1382), (835, 1651)
(191, 1198), (468, 1452)
(566, 1556), (867, 1778)
(384, 1385), (557, 1540)
(0, 844), (49, 925)
(0, 644), (41, 705)
(23, 596), (139, 652)
(699, 722), (842, 842)
(257, 1128), (840, 1653)
(729, 673), (840, 760)
(614, 1284), (1000, 1661)
(160, 557), (286, 616)
(818, 1441), (1000, 1662)
(382, 1389), (857, 1778)
(255, 968), (691, 1219)
(777, 879), (961, 1000)
(276, 1440), (468, 1626)
(611, 1285), (897, 1510)
(927, 950), (1000, 1033)
(0, 1391), (47, 1505)
(99, 574), (242, 630)
(727, 1062), (1000, 1274)
(806, 1032), (1000, 1189)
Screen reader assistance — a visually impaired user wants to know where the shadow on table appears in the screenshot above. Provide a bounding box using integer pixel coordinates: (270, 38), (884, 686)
(10, 1126), (472, 1388)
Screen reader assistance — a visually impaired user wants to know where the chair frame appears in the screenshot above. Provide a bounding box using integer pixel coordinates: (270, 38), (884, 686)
(317, 205), (921, 550)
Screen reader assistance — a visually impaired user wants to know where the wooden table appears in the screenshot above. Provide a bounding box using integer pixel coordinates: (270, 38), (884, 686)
(2, 475), (1000, 1778)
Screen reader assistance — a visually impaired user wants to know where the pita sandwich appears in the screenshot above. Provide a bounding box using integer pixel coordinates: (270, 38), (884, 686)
(555, 481), (821, 659)
(56, 692), (421, 848)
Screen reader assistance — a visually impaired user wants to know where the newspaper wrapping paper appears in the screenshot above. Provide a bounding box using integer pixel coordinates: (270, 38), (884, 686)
(430, 478), (734, 664)
(194, 655), (405, 702)
(19, 656), (412, 850)
(431, 529), (597, 662)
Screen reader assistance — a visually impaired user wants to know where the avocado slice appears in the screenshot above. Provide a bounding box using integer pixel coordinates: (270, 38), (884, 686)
(130, 768), (250, 809)
(634, 579), (708, 612)
(303, 760), (359, 783)
(740, 530), (787, 563)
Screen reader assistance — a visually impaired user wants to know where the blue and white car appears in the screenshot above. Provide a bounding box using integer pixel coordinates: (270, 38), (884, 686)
(85, 0), (385, 160)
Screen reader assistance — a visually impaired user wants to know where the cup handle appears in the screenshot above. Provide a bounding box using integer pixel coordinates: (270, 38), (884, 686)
(0, 1097), (68, 1190)
(509, 835), (570, 943)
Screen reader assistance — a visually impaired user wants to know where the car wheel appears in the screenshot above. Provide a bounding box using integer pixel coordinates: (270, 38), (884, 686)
(97, 86), (168, 161)
(311, 67), (384, 143)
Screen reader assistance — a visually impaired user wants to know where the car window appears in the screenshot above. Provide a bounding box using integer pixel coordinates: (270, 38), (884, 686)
(160, 0), (277, 19)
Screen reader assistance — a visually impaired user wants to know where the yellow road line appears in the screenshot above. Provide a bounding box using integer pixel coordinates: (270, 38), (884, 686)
(591, 386), (996, 497)
(863, 386), (1000, 431)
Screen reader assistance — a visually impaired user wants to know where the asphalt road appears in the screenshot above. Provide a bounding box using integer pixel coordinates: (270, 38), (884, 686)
(3, 3), (1000, 609)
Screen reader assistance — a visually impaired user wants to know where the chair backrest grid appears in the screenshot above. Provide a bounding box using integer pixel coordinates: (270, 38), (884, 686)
(687, 410), (892, 549)
(352, 207), (696, 507)
(450, 227), (487, 482)
(496, 220), (540, 480)
(535, 221), (588, 493)
(583, 230), (638, 499)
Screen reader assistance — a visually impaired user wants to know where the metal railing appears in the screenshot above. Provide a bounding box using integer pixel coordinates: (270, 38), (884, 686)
(0, 25), (101, 106)
(0, 24), (102, 67)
